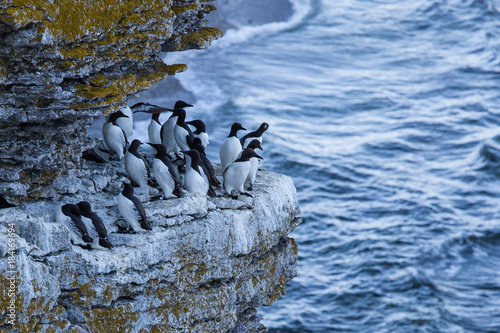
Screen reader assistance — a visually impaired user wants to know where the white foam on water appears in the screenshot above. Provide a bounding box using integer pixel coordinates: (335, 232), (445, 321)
(161, 0), (313, 115)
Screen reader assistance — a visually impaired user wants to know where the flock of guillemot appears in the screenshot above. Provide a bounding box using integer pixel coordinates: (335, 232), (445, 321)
(56, 100), (269, 250)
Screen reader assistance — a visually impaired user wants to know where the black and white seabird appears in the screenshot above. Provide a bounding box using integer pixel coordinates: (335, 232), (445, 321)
(182, 149), (209, 196)
(76, 201), (113, 249)
(223, 148), (263, 199)
(160, 101), (193, 157)
(220, 122), (246, 171)
(147, 143), (183, 199)
(56, 204), (93, 246)
(131, 102), (172, 146)
(187, 119), (209, 148)
(117, 182), (152, 232)
(148, 113), (162, 145)
(174, 108), (195, 152)
(116, 105), (134, 138)
(102, 110), (129, 160)
(244, 139), (263, 191)
(240, 122), (269, 148)
(124, 139), (152, 187)
(192, 138), (221, 188)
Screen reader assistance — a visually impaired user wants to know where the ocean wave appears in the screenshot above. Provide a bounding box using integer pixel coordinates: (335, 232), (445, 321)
(469, 138), (500, 173)
(210, 0), (313, 48)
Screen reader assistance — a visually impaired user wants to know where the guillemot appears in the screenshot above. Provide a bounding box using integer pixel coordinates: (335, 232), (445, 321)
(187, 119), (209, 148)
(219, 122), (246, 171)
(244, 139), (263, 191)
(56, 204), (93, 246)
(76, 201), (113, 249)
(124, 139), (152, 188)
(182, 149), (209, 196)
(240, 122), (269, 148)
(117, 182), (152, 232)
(223, 148), (262, 199)
(102, 110), (129, 160)
(148, 143), (183, 199)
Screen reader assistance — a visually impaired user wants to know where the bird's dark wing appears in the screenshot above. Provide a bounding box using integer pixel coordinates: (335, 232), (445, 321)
(181, 123), (195, 149)
(141, 154), (151, 180)
(131, 102), (172, 114)
(201, 154), (220, 186)
(131, 196), (147, 223)
(70, 215), (91, 240)
(160, 122), (167, 143)
(121, 128), (129, 154)
(90, 212), (108, 238)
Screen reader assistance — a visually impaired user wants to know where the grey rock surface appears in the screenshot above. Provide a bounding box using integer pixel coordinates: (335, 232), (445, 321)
(0, 0), (222, 204)
(0, 153), (300, 332)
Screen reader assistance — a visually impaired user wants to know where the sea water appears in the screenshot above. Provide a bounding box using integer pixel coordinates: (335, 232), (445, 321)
(130, 0), (500, 331)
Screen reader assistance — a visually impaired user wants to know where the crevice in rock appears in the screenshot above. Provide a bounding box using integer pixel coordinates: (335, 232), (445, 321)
(196, 277), (236, 291)
(0, 196), (16, 209)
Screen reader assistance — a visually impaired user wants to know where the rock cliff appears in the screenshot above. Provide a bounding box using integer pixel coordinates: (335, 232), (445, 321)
(0, 155), (300, 332)
(0, 0), (222, 205)
(0, 1), (301, 332)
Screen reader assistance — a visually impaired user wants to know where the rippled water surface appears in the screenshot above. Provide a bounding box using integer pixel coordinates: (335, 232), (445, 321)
(136, 0), (500, 331)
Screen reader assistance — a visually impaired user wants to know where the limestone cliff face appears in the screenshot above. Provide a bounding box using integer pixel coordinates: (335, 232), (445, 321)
(0, 2), (301, 332)
(0, 157), (300, 332)
(0, 0), (222, 204)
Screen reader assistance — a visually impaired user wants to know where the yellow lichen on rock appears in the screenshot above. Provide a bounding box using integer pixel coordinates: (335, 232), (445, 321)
(169, 26), (223, 51)
(85, 304), (139, 333)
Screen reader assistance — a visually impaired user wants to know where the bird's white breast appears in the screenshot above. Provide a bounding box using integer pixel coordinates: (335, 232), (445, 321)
(224, 160), (251, 194)
(125, 152), (147, 187)
(184, 168), (207, 195)
(220, 137), (242, 171)
(117, 193), (142, 232)
(103, 122), (126, 159)
(162, 117), (179, 154)
(148, 120), (161, 144)
(174, 125), (190, 151)
(153, 159), (176, 198)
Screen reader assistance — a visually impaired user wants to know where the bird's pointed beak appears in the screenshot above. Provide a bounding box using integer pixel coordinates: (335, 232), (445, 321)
(256, 154), (263, 159)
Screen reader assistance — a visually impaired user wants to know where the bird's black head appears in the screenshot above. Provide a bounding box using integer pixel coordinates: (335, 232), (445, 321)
(147, 143), (167, 157)
(76, 201), (92, 217)
(191, 138), (205, 153)
(183, 149), (201, 164)
(174, 100), (193, 109)
(186, 119), (206, 133)
(229, 122), (246, 137)
(129, 139), (142, 152)
(258, 122), (269, 134)
(67, 203), (82, 216)
(247, 139), (263, 151)
(241, 148), (263, 161)
(108, 110), (129, 123)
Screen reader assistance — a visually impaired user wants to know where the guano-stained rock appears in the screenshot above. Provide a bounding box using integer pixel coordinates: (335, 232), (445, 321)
(0, 1), (301, 331)
(0, 154), (301, 332)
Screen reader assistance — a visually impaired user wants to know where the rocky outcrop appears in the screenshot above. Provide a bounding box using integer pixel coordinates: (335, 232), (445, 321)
(0, 152), (300, 332)
(0, 0), (222, 204)
(0, 1), (301, 332)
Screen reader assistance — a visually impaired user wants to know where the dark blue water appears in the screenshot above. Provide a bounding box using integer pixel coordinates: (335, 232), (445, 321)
(136, 0), (500, 331)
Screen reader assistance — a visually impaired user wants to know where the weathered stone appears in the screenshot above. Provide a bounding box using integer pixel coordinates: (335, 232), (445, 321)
(0, 1), (301, 331)
(0, 155), (300, 332)
(0, 0), (222, 204)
